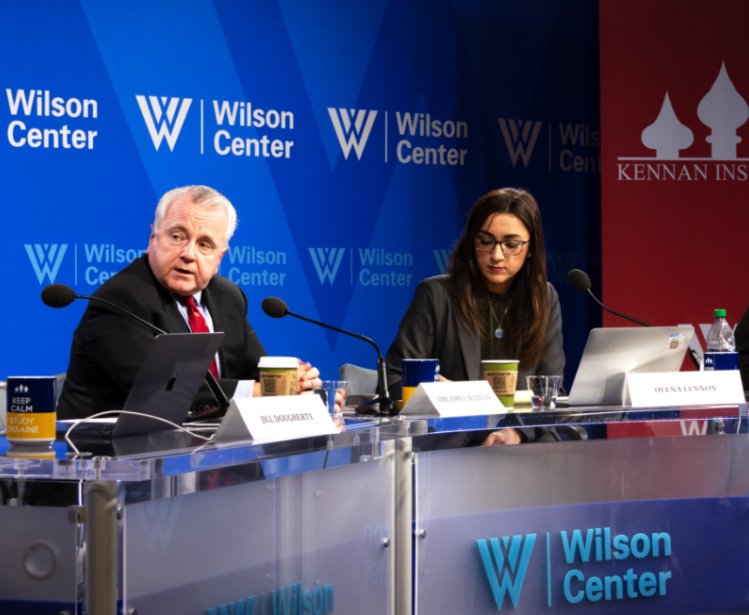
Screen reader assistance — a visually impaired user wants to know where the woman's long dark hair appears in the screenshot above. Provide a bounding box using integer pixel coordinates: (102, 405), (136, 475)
(448, 188), (548, 368)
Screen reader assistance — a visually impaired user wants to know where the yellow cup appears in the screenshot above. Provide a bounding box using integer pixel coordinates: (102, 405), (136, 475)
(482, 360), (519, 409)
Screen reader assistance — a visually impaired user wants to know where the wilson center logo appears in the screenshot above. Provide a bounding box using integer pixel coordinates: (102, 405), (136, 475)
(135, 95), (192, 151)
(433, 249), (450, 274)
(309, 248), (346, 284)
(24, 243), (68, 284)
(478, 534), (536, 611)
(498, 119), (543, 167)
(328, 108), (377, 160)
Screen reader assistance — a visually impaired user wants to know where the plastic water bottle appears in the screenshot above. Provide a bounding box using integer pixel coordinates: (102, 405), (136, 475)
(704, 309), (738, 370)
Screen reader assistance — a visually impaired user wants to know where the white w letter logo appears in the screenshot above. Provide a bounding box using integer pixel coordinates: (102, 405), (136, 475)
(328, 108), (378, 160)
(309, 248), (346, 284)
(478, 535), (536, 611)
(24, 244), (68, 284)
(136, 95), (192, 151)
(498, 119), (543, 167)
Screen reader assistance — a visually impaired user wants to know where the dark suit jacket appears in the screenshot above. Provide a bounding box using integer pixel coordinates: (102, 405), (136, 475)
(736, 302), (749, 391)
(386, 275), (565, 399)
(57, 255), (266, 420)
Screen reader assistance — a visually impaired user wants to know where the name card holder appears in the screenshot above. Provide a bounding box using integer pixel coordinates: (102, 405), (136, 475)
(398, 380), (504, 417)
(624, 371), (745, 408)
(215, 395), (338, 443)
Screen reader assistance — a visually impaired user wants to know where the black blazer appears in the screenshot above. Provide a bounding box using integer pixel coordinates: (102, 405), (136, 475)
(386, 275), (565, 399)
(736, 302), (749, 391)
(57, 255), (266, 420)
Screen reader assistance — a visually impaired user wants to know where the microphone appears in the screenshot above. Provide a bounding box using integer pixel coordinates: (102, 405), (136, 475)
(261, 297), (399, 416)
(567, 269), (702, 369)
(261, 296), (289, 319)
(41, 284), (76, 308)
(41, 283), (231, 410)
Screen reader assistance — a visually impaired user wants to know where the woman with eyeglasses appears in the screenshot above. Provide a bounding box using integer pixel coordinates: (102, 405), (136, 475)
(386, 188), (564, 444)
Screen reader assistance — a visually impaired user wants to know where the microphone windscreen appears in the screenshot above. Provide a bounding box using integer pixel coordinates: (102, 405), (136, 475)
(568, 269), (592, 294)
(262, 297), (289, 319)
(41, 284), (77, 308)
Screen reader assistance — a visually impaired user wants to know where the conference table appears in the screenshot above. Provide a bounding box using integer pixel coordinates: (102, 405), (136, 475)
(0, 401), (747, 615)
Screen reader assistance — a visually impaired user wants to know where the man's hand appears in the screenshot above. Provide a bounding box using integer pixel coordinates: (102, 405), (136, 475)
(479, 429), (522, 446)
(332, 387), (346, 416)
(296, 360), (322, 394)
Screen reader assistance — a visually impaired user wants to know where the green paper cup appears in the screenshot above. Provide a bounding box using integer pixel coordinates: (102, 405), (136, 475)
(258, 356), (298, 396)
(482, 360), (519, 409)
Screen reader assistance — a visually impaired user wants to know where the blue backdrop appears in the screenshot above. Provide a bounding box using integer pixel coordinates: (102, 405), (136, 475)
(1, 0), (601, 388)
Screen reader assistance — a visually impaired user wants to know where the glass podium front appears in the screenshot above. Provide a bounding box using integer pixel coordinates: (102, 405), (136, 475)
(1, 403), (746, 615)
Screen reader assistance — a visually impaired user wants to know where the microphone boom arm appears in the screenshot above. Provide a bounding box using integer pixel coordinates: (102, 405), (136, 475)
(575, 278), (702, 370)
(285, 309), (390, 400)
(585, 289), (653, 328)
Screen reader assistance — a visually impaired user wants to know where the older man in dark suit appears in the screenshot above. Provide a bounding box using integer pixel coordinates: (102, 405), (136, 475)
(736, 304), (749, 393)
(57, 185), (321, 420)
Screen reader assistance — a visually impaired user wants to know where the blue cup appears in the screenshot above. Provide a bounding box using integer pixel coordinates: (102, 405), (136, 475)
(6, 376), (57, 445)
(704, 352), (739, 371)
(402, 359), (440, 404)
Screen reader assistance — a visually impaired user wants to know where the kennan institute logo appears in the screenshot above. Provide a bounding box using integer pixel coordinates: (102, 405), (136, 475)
(618, 61), (749, 180)
(136, 95), (192, 151)
(25, 243), (68, 284)
(478, 534), (536, 611)
(328, 108), (377, 159)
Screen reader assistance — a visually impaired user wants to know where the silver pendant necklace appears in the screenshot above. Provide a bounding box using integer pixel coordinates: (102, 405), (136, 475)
(489, 303), (508, 339)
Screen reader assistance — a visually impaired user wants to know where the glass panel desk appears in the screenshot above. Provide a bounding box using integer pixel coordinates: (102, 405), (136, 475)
(0, 402), (746, 615)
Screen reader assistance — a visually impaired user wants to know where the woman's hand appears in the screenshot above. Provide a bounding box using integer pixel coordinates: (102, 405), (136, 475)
(479, 429), (522, 446)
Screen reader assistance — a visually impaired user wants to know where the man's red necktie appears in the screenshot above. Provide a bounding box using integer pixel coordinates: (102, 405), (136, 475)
(179, 295), (219, 379)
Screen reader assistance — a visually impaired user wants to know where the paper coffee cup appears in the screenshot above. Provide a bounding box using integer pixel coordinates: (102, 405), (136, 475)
(482, 360), (519, 409)
(258, 357), (298, 396)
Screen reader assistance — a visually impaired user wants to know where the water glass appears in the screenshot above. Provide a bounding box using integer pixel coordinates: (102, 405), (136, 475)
(526, 375), (562, 411)
(314, 381), (349, 418)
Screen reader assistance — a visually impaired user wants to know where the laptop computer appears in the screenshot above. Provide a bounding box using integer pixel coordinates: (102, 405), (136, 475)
(63, 332), (224, 439)
(567, 326), (694, 406)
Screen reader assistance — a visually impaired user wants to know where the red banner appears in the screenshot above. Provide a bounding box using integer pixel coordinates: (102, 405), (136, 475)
(600, 1), (749, 366)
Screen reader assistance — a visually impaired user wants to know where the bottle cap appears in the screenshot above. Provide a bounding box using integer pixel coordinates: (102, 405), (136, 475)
(714, 309), (727, 318)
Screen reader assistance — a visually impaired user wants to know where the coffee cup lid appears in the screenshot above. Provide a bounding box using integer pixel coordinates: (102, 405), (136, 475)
(258, 356), (299, 369)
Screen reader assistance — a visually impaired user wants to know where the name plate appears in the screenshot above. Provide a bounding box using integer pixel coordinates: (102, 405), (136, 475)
(624, 371), (745, 408)
(215, 395), (338, 442)
(398, 380), (504, 417)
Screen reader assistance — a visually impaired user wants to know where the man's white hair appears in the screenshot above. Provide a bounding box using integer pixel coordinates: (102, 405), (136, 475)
(153, 185), (238, 244)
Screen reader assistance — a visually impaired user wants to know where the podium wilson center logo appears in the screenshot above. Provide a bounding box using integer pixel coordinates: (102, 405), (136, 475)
(478, 527), (673, 611)
(617, 61), (749, 181)
(478, 535), (536, 611)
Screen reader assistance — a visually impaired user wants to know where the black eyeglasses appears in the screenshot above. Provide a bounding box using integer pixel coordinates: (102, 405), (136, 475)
(474, 234), (528, 256)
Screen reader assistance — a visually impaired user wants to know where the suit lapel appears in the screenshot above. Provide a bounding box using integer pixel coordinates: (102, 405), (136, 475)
(447, 282), (481, 381)
(456, 315), (481, 381)
(162, 296), (190, 334)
